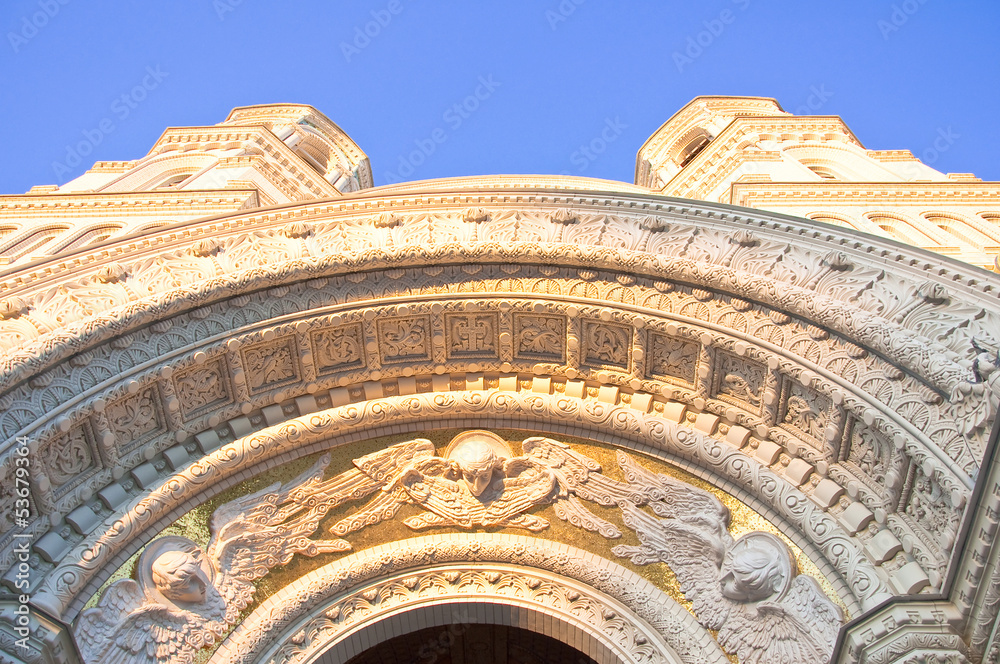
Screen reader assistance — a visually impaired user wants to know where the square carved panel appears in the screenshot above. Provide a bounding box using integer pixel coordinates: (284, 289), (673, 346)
(241, 336), (302, 395)
(646, 333), (698, 385)
(844, 419), (893, 490)
(581, 320), (631, 371)
(377, 315), (433, 364)
(513, 313), (566, 362)
(445, 312), (499, 360)
(104, 385), (166, 455)
(173, 358), (233, 421)
(779, 381), (832, 448)
(37, 421), (99, 498)
(311, 323), (367, 375)
(712, 352), (766, 414)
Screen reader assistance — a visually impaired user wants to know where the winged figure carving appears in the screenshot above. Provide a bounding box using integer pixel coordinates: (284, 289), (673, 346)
(75, 453), (352, 664)
(328, 430), (649, 538)
(74, 432), (652, 663)
(951, 338), (1000, 436)
(611, 452), (844, 664)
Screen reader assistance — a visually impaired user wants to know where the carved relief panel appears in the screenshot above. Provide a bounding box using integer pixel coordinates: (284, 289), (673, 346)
(37, 422), (99, 498)
(902, 465), (962, 553)
(172, 359), (233, 421)
(376, 315), (433, 364)
(240, 336), (301, 395)
(310, 322), (366, 375)
(581, 319), (631, 371)
(779, 381), (832, 449)
(512, 313), (565, 363)
(104, 385), (166, 455)
(444, 312), (499, 360)
(646, 332), (699, 386)
(713, 352), (766, 414)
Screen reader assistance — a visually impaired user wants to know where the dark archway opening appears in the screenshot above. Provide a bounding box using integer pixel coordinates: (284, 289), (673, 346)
(343, 623), (601, 664)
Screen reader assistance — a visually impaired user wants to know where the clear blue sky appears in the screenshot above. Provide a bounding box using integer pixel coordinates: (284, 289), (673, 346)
(1, 1), (997, 193)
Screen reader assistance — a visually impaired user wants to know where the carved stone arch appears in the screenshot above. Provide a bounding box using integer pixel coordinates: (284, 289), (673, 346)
(1, 181), (997, 663)
(210, 535), (724, 664)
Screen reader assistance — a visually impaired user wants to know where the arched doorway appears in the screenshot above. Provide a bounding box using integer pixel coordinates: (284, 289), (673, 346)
(338, 624), (599, 664)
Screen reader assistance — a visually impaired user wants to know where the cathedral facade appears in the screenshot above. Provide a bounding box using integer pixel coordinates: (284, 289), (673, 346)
(0, 97), (998, 664)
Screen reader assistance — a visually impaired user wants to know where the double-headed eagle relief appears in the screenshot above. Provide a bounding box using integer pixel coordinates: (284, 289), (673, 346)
(75, 431), (843, 664)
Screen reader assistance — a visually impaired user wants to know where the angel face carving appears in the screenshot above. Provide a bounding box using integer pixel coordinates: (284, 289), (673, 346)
(151, 550), (208, 604)
(612, 457), (843, 664)
(719, 534), (792, 603)
(450, 438), (501, 497)
(76, 457), (352, 664)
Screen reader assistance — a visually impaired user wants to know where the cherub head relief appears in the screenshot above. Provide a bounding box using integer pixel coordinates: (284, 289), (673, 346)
(151, 549), (208, 605)
(719, 533), (794, 603)
(451, 439), (501, 496)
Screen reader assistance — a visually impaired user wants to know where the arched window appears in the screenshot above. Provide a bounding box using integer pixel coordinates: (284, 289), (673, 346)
(155, 173), (191, 189)
(925, 214), (993, 251)
(0, 226), (67, 261)
(867, 214), (938, 247)
(50, 224), (123, 253)
(677, 134), (711, 168)
(806, 165), (839, 180)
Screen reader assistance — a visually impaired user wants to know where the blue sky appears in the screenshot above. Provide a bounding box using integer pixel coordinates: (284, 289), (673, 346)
(1, 1), (997, 193)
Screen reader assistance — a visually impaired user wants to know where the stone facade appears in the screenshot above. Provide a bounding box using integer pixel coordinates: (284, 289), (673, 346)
(0, 97), (998, 663)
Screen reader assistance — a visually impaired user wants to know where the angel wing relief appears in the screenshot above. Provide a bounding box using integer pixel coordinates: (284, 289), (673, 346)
(75, 431), (650, 663)
(611, 452), (845, 664)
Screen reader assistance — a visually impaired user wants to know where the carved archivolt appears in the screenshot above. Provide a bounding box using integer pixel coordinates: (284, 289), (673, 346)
(32, 393), (885, 625)
(209, 535), (727, 664)
(0, 261), (975, 613)
(1, 187), (998, 664)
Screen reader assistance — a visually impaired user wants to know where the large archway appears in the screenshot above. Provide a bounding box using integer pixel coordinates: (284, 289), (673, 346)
(1, 177), (997, 662)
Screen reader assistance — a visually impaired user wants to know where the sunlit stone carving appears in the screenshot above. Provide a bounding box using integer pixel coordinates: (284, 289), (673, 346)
(613, 452), (844, 664)
(74, 456), (351, 664)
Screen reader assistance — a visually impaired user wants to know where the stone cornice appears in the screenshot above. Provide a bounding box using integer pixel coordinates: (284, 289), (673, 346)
(731, 182), (1000, 207)
(0, 190), (257, 219)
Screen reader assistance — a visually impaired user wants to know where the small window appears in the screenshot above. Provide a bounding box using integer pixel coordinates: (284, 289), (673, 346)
(806, 165), (838, 180)
(678, 135), (711, 168)
(155, 174), (190, 189)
